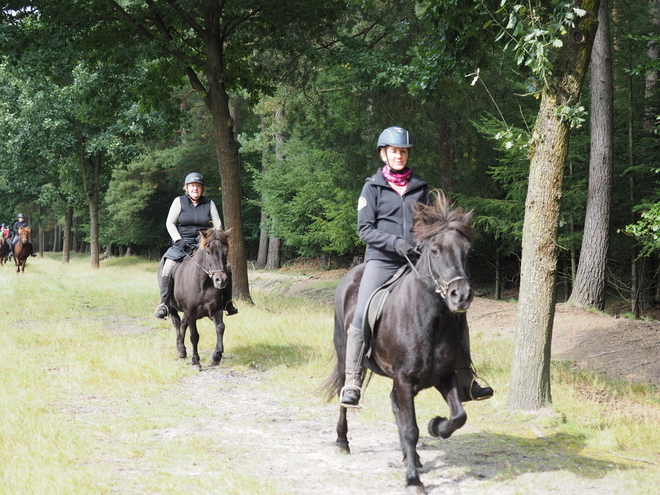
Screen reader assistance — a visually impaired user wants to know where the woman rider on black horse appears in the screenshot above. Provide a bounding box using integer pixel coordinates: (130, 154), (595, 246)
(154, 172), (238, 319)
(340, 126), (493, 408)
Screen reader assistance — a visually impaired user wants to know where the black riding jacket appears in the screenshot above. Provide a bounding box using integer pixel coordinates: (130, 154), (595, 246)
(13, 220), (28, 236)
(358, 168), (429, 263)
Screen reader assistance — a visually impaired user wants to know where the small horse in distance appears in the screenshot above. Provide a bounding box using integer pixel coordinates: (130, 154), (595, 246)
(13, 227), (31, 273)
(159, 228), (233, 370)
(0, 236), (9, 265)
(325, 190), (475, 494)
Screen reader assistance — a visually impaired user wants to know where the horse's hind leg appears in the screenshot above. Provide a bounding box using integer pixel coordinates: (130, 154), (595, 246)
(428, 375), (467, 439)
(171, 312), (186, 359)
(210, 311), (225, 365)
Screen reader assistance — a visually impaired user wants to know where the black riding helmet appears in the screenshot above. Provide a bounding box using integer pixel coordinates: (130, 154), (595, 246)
(184, 172), (204, 185)
(377, 127), (413, 151)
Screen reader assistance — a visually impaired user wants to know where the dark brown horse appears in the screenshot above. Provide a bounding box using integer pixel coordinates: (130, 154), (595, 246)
(13, 227), (31, 273)
(159, 228), (232, 370)
(0, 236), (8, 265)
(325, 191), (474, 494)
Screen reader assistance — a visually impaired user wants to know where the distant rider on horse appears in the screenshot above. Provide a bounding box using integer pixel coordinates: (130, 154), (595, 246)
(9, 213), (36, 258)
(154, 172), (238, 319)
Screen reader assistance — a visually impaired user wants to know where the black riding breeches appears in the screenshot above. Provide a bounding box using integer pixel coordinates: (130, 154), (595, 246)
(350, 259), (404, 331)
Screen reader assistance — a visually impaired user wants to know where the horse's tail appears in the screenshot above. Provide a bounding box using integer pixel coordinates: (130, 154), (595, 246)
(319, 309), (346, 403)
(320, 357), (342, 404)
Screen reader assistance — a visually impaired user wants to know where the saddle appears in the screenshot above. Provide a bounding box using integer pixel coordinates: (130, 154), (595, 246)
(361, 264), (410, 357)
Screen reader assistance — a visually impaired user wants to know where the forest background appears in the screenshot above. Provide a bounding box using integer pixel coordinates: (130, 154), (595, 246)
(2, 0), (660, 322)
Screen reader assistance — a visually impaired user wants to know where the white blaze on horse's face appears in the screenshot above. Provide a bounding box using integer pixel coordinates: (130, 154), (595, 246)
(427, 230), (473, 313)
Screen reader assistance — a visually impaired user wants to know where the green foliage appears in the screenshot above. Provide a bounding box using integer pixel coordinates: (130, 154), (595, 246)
(493, 1), (588, 88)
(624, 195), (660, 256)
(409, 0), (499, 93)
(472, 117), (529, 248)
(554, 100), (587, 128)
(253, 137), (359, 257)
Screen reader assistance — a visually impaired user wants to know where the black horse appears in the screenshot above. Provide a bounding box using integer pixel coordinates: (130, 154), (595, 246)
(159, 228), (232, 370)
(325, 191), (474, 494)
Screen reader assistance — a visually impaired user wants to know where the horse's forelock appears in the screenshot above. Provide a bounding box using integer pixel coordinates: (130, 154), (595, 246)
(413, 190), (473, 243)
(199, 228), (229, 250)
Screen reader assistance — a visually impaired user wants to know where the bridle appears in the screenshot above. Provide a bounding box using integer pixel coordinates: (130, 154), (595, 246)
(181, 242), (227, 280)
(404, 239), (468, 300)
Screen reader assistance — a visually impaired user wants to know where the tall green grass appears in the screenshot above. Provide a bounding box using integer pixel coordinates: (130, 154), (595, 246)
(0, 254), (658, 494)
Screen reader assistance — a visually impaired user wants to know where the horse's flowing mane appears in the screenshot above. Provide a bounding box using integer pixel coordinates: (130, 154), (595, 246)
(413, 190), (473, 243)
(198, 228), (229, 249)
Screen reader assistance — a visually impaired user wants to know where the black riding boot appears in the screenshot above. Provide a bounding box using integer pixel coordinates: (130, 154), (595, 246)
(30, 242), (36, 257)
(222, 272), (238, 315)
(154, 273), (173, 319)
(340, 324), (364, 408)
(456, 313), (493, 402)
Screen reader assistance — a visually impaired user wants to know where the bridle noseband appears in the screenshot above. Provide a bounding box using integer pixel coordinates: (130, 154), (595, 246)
(182, 244), (227, 280)
(404, 243), (468, 300)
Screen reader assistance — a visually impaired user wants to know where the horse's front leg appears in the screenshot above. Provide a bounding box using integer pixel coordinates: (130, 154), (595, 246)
(209, 310), (225, 365)
(187, 317), (201, 370)
(428, 374), (467, 439)
(170, 311), (186, 359)
(390, 379), (425, 494)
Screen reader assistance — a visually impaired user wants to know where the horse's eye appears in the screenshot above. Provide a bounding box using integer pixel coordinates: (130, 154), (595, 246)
(430, 247), (440, 257)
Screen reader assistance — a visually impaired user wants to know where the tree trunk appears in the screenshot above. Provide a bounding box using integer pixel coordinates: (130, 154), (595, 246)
(257, 114), (269, 269)
(568, 0), (614, 311)
(79, 135), (101, 269)
(266, 237), (281, 270)
(507, 0), (600, 410)
(62, 206), (73, 263)
(37, 205), (44, 256)
(204, 79), (251, 301)
(257, 211), (269, 269)
(88, 154), (101, 269)
(644, 0), (660, 131)
(494, 250), (502, 300)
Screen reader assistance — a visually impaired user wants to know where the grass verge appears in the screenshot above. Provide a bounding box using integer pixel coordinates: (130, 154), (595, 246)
(0, 254), (658, 494)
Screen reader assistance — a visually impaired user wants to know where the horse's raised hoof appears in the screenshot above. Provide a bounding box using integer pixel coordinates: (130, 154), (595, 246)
(428, 416), (453, 439)
(177, 348), (187, 359)
(406, 483), (426, 495)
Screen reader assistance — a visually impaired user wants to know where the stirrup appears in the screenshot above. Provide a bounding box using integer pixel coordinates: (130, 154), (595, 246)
(468, 375), (493, 401)
(154, 303), (169, 320)
(339, 384), (363, 409)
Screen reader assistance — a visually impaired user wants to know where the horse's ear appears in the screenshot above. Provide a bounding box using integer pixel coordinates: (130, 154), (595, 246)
(224, 228), (233, 236)
(464, 209), (474, 226)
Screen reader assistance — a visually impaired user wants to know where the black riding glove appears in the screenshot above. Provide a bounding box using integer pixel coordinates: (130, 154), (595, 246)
(174, 239), (188, 251)
(394, 238), (414, 257)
